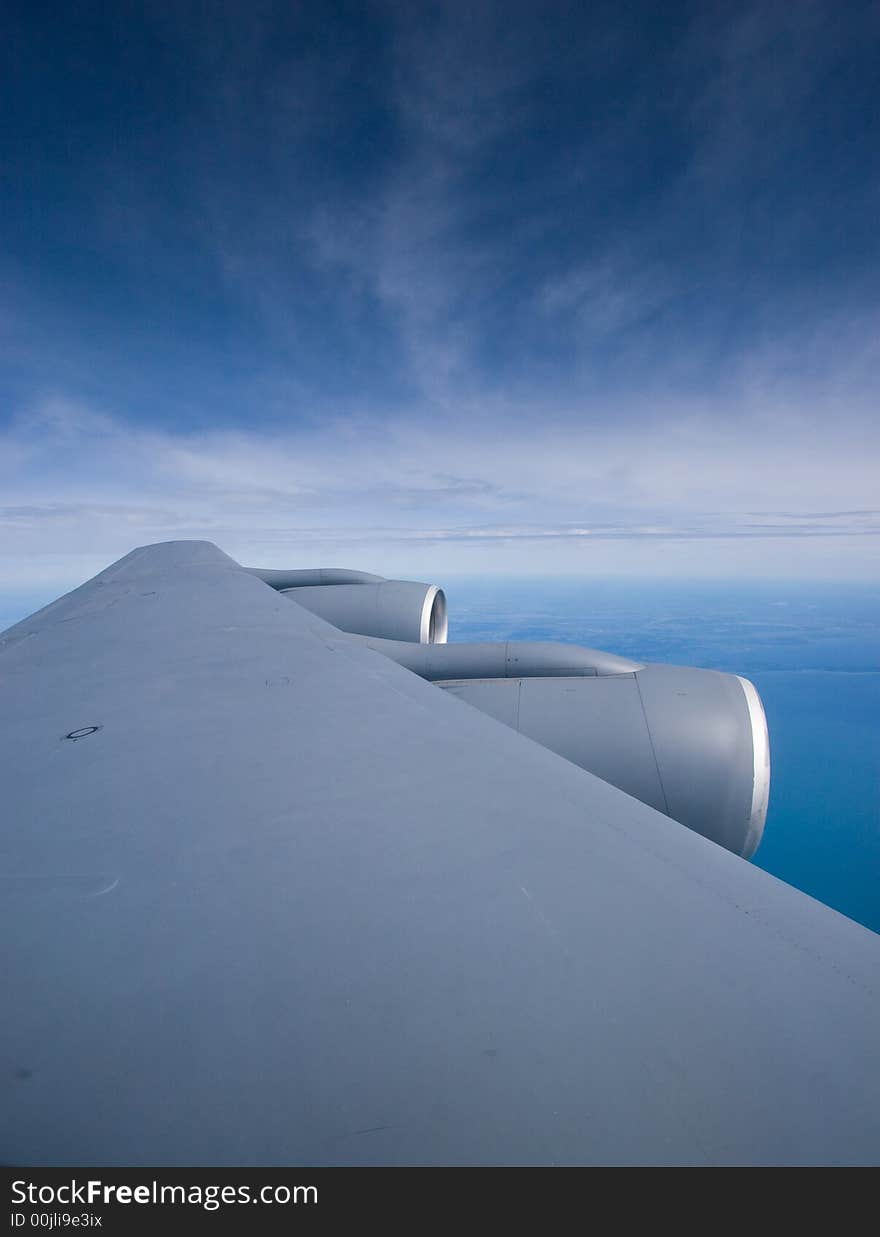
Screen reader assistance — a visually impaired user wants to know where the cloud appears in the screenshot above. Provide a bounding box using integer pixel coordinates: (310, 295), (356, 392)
(2, 390), (878, 597)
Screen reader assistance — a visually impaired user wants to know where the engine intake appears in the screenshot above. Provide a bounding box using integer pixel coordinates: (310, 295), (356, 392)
(283, 582), (447, 644)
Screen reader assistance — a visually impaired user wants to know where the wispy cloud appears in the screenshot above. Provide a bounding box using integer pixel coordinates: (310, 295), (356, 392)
(2, 392), (877, 593)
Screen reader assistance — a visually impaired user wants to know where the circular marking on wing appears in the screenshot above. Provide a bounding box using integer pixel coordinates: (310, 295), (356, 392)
(64, 725), (103, 740)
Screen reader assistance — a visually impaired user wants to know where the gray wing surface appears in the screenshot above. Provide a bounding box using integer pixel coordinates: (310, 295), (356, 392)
(1, 540), (878, 1166)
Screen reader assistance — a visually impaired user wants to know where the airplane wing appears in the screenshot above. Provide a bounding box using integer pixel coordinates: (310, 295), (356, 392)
(2, 540), (878, 1166)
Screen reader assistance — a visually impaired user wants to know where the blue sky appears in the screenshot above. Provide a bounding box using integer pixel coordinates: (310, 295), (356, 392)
(2, 0), (879, 592)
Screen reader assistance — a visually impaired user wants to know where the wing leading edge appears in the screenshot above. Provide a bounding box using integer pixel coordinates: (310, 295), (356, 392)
(1, 540), (878, 1165)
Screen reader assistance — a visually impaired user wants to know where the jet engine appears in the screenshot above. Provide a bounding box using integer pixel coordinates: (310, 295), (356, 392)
(435, 661), (769, 859)
(348, 637), (770, 859)
(248, 567), (447, 644)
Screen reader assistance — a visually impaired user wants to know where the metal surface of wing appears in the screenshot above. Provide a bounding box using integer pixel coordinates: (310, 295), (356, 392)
(1, 541), (878, 1166)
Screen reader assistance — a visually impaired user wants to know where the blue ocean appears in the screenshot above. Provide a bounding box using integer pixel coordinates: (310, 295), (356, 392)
(3, 579), (878, 935)
(444, 578), (880, 936)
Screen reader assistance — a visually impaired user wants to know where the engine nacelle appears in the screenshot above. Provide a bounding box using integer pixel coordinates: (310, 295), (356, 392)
(246, 565), (448, 644)
(282, 581), (448, 644)
(436, 663), (769, 859)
